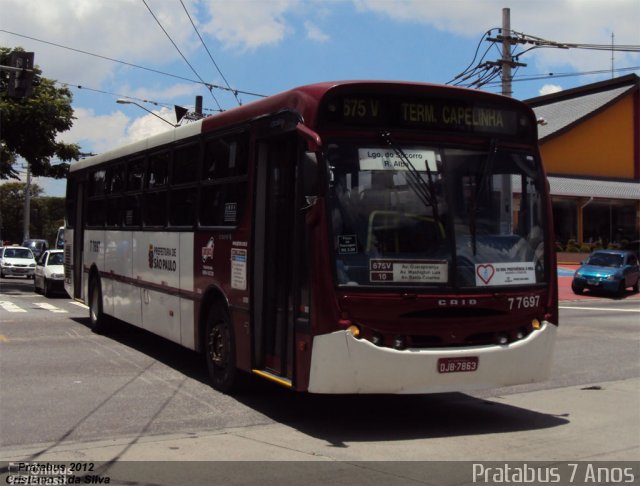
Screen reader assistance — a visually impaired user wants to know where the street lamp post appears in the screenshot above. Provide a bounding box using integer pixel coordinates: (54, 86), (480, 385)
(116, 99), (177, 127)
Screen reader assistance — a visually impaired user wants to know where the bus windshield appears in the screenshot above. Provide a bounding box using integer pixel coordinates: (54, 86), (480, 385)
(328, 140), (547, 288)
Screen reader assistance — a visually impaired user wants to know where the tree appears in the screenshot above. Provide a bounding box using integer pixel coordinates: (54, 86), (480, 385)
(0, 181), (63, 244)
(1, 46), (81, 179)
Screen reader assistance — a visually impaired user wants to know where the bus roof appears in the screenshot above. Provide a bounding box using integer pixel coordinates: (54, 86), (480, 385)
(70, 81), (532, 173)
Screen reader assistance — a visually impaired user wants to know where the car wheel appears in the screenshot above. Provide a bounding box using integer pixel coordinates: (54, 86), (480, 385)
(571, 281), (583, 295)
(205, 304), (238, 393)
(617, 281), (626, 297)
(633, 279), (639, 293)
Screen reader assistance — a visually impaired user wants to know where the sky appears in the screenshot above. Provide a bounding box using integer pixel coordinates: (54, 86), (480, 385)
(1, 0), (639, 196)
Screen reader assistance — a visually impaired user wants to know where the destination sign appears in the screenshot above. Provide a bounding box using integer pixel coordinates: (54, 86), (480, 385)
(322, 95), (531, 137)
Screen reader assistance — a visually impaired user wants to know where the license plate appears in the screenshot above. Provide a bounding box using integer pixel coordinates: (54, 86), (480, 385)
(587, 279), (599, 286)
(437, 357), (479, 374)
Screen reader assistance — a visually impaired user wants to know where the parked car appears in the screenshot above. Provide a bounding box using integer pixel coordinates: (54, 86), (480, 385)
(21, 239), (49, 260)
(34, 249), (66, 296)
(571, 250), (640, 296)
(0, 246), (37, 279)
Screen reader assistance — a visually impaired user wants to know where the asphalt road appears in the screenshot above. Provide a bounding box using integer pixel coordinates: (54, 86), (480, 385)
(0, 275), (638, 484)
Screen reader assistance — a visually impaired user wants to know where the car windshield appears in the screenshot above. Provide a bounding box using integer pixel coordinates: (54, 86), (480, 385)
(587, 253), (623, 268)
(48, 253), (64, 265)
(327, 140), (547, 289)
(4, 248), (33, 259)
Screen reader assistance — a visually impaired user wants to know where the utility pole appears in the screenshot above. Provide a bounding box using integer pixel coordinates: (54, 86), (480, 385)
(23, 164), (30, 241)
(501, 8), (513, 97)
(483, 9), (526, 97)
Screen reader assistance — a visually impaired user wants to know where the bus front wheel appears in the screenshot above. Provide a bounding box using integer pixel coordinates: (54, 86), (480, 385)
(205, 305), (238, 393)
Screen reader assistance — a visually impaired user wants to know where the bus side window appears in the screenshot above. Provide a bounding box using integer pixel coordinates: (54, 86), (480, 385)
(87, 169), (106, 226)
(200, 134), (248, 227)
(173, 143), (199, 185)
(148, 152), (169, 188)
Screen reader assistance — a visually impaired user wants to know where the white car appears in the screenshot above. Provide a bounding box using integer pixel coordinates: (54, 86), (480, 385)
(0, 246), (37, 279)
(34, 249), (66, 296)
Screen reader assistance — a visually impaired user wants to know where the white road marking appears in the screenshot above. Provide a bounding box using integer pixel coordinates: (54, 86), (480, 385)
(0, 301), (27, 313)
(34, 302), (68, 313)
(559, 305), (640, 313)
(69, 301), (89, 309)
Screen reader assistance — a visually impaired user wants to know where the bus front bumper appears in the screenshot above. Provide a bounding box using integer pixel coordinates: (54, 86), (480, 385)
(307, 322), (557, 394)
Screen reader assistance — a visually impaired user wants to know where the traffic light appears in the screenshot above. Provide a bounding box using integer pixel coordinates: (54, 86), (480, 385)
(8, 51), (35, 98)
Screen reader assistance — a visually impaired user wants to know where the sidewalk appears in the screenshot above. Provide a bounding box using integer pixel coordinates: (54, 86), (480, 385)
(0, 378), (637, 463)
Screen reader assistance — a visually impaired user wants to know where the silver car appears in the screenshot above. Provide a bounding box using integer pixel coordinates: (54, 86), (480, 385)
(0, 246), (37, 279)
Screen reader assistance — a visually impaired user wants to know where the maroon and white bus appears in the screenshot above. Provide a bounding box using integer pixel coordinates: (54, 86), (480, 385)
(64, 81), (558, 394)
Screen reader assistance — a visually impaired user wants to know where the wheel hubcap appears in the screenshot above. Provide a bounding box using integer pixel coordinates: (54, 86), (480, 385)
(208, 323), (228, 368)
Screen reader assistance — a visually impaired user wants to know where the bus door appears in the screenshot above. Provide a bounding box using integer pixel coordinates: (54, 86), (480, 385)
(72, 181), (86, 299)
(252, 134), (305, 383)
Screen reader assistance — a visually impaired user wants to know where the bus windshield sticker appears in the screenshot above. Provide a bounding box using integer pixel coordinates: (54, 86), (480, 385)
(370, 259), (448, 283)
(231, 248), (247, 290)
(358, 148), (437, 172)
(337, 235), (358, 255)
(475, 262), (536, 286)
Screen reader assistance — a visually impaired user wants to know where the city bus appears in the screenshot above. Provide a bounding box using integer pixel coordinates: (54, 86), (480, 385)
(64, 81), (558, 394)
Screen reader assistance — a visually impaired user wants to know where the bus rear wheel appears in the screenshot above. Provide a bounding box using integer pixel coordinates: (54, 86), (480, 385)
(205, 305), (238, 393)
(89, 275), (108, 333)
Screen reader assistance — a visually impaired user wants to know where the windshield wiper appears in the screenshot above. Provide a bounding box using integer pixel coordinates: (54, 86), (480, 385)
(469, 139), (498, 255)
(380, 131), (440, 226)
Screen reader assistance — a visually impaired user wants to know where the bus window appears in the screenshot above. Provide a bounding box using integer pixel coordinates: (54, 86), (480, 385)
(173, 143), (199, 185)
(148, 152), (169, 188)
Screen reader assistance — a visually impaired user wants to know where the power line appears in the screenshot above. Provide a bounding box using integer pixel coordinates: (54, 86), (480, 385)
(56, 80), (223, 113)
(449, 19), (640, 93)
(141, 0), (222, 111)
(486, 65), (640, 86)
(179, 0), (242, 106)
(0, 29), (267, 99)
(56, 82), (172, 108)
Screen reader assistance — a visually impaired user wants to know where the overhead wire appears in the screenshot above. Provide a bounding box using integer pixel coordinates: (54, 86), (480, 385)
(179, 0), (242, 106)
(446, 28), (497, 84)
(0, 29), (267, 99)
(449, 26), (640, 92)
(141, 0), (222, 111)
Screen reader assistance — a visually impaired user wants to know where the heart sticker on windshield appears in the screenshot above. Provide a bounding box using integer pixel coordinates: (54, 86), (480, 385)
(476, 264), (495, 284)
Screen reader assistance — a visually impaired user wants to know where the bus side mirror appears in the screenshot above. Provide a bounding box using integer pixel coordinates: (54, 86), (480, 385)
(296, 123), (322, 200)
(302, 151), (319, 199)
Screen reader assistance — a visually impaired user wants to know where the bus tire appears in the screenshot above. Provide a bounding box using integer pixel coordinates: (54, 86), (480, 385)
(205, 304), (238, 393)
(89, 275), (108, 333)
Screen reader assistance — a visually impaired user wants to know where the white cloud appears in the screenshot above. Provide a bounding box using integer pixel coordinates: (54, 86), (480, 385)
(353, 0), (640, 73)
(59, 108), (130, 154)
(125, 107), (177, 143)
(201, 0), (300, 50)
(539, 84), (563, 96)
(0, 0), (201, 86)
(58, 107), (175, 155)
(304, 21), (330, 43)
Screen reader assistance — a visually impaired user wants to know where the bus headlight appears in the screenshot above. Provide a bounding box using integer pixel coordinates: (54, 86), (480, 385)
(393, 336), (406, 350)
(346, 325), (360, 338)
